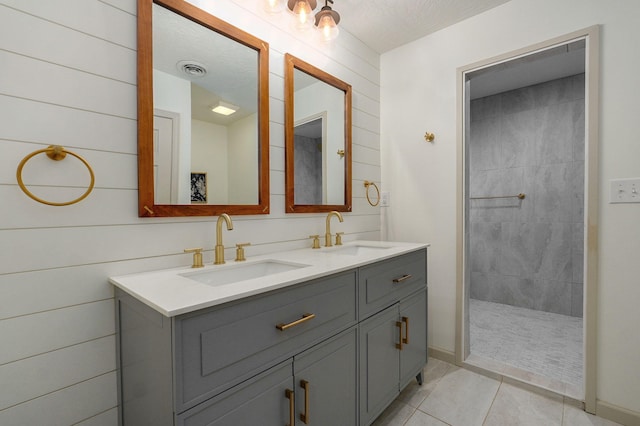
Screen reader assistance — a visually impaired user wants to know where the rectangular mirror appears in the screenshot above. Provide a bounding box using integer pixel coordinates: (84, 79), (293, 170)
(285, 54), (352, 213)
(137, 0), (270, 217)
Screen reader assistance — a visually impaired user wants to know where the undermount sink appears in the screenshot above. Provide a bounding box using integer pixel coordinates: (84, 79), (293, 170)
(180, 260), (309, 287)
(327, 244), (393, 256)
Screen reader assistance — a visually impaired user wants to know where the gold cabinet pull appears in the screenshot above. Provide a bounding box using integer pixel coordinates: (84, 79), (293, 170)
(402, 316), (409, 344)
(395, 321), (403, 350)
(276, 313), (316, 331)
(300, 380), (310, 424)
(285, 389), (295, 426)
(392, 274), (412, 283)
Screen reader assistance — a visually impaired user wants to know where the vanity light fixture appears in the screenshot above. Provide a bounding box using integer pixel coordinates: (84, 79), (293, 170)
(263, 0), (283, 14)
(287, 0), (317, 30)
(211, 101), (238, 116)
(315, 0), (340, 41)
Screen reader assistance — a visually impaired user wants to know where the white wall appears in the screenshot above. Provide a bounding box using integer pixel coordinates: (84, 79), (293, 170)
(0, 0), (380, 423)
(381, 0), (640, 416)
(228, 113), (258, 204)
(191, 119), (229, 204)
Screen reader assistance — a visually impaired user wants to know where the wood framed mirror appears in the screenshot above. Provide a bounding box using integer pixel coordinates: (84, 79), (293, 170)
(137, 0), (269, 217)
(284, 54), (352, 213)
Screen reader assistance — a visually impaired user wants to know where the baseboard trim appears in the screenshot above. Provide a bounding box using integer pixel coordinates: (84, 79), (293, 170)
(427, 346), (456, 365)
(596, 400), (640, 426)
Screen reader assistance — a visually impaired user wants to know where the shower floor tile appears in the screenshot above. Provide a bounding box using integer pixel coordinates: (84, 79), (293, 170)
(469, 299), (583, 391)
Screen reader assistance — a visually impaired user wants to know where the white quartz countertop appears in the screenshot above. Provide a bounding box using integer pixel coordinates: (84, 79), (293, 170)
(110, 241), (429, 317)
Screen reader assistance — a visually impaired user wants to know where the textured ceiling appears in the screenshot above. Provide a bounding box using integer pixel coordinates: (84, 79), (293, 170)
(334, 0), (512, 53)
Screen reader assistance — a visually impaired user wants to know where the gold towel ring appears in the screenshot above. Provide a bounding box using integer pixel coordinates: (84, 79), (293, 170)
(16, 145), (95, 206)
(364, 180), (380, 207)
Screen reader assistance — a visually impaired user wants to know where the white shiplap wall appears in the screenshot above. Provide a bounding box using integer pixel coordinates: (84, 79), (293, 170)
(0, 0), (381, 423)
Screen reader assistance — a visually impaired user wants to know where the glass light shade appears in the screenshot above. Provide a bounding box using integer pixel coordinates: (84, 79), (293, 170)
(292, 0), (315, 30)
(263, 0), (283, 14)
(317, 14), (339, 41)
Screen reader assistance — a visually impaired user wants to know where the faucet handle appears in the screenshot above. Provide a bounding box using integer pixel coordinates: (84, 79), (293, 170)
(184, 248), (204, 268)
(309, 235), (321, 249)
(335, 232), (344, 246)
(235, 243), (251, 262)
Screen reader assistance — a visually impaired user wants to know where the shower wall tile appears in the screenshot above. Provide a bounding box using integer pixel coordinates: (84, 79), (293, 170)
(469, 74), (585, 317)
(572, 223), (584, 285)
(533, 163), (575, 223)
(471, 93), (502, 122)
(538, 103), (576, 165)
(571, 100), (586, 161)
(536, 223), (573, 282)
(571, 161), (585, 223)
(533, 279), (572, 316)
(469, 116), (502, 172)
(571, 283), (583, 317)
(470, 222), (502, 273)
(501, 109), (539, 168)
(501, 86), (535, 114)
(533, 76), (576, 107)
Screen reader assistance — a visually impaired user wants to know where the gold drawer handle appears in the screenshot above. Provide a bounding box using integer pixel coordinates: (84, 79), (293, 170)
(393, 274), (413, 283)
(395, 321), (403, 350)
(300, 380), (310, 424)
(276, 313), (316, 331)
(402, 316), (409, 344)
(285, 389), (294, 426)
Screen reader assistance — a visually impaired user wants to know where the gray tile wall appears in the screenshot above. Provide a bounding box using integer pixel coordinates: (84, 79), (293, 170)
(468, 74), (585, 317)
(294, 135), (323, 204)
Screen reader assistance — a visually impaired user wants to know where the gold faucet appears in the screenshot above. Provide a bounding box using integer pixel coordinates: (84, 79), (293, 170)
(214, 213), (233, 264)
(325, 211), (344, 247)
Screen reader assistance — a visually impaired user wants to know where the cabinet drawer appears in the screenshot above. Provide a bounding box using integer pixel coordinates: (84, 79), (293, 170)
(358, 249), (426, 320)
(174, 270), (357, 412)
(177, 360), (293, 426)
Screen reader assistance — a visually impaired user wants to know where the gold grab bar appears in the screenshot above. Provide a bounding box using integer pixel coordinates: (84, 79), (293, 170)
(364, 180), (380, 206)
(276, 313), (316, 331)
(470, 193), (525, 200)
(16, 145), (95, 206)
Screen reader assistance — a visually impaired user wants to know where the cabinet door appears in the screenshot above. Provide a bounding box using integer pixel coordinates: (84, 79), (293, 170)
(294, 328), (357, 426)
(399, 288), (428, 388)
(177, 360), (294, 426)
(359, 305), (401, 426)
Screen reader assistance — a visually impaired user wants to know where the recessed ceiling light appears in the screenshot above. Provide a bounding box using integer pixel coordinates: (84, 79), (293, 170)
(211, 101), (238, 116)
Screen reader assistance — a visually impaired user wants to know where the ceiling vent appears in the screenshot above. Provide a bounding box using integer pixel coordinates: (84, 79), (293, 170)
(177, 60), (208, 77)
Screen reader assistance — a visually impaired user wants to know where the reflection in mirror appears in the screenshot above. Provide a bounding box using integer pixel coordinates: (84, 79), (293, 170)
(285, 54), (352, 213)
(137, 0), (269, 217)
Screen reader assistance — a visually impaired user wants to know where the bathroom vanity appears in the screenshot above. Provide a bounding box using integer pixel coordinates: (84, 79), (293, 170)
(111, 241), (428, 425)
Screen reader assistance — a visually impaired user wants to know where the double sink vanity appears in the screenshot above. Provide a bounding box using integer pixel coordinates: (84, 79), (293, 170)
(124, 0), (429, 423)
(111, 240), (428, 425)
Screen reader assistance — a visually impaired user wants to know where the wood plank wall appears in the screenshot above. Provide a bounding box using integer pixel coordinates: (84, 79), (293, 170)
(0, 0), (381, 423)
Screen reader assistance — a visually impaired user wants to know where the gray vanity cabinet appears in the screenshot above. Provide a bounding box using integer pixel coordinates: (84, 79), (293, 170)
(293, 327), (358, 425)
(177, 328), (357, 426)
(357, 249), (428, 426)
(116, 248), (427, 426)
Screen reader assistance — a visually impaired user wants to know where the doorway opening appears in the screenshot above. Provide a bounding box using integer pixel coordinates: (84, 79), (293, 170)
(456, 27), (599, 409)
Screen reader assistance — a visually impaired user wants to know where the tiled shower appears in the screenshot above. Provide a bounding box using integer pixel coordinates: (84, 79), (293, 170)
(467, 74), (586, 393)
(468, 74), (585, 318)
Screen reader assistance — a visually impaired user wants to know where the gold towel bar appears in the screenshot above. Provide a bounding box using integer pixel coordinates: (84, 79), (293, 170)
(470, 193), (525, 200)
(16, 145), (95, 206)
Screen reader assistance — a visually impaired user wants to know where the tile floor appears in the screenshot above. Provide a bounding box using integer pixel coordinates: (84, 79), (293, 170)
(469, 299), (583, 399)
(372, 358), (622, 426)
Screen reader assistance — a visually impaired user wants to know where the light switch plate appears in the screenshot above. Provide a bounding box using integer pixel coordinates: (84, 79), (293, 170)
(610, 178), (640, 203)
(380, 191), (390, 207)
